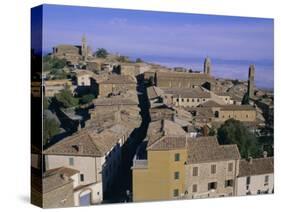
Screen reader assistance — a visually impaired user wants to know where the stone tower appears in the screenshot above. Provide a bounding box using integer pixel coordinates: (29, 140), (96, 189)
(204, 57), (211, 75)
(81, 34), (87, 61)
(248, 64), (255, 99)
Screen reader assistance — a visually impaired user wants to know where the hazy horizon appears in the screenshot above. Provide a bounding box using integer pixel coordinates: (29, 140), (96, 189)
(32, 4), (274, 89)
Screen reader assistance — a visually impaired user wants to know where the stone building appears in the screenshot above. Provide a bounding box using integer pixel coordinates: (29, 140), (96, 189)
(184, 137), (240, 199)
(161, 87), (211, 107)
(52, 35), (92, 64)
(87, 95), (141, 129)
(42, 167), (76, 208)
(191, 101), (257, 124)
(155, 71), (215, 91)
(98, 74), (137, 97)
(132, 120), (188, 202)
(43, 79), (75, 97)
(149, 106), (175, 122)
(213, 105), (257, 123)
(155, 58), (215, 91)
(236, 156), (274, 196)
(44, 124), (134, 205)
(132, 128), (240, 201)
(76, 70), (93, 87)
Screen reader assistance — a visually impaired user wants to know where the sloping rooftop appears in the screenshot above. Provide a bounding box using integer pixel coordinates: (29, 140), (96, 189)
(220, 105), (256, 111)
(44, 127), (123, 157)
(157, 71), (213, 80)
(76, 70), (93, 77)
(147, 86), (164, 99)
(239, 157), (274, 177)
(44, 167), (79, 178)
(93, 96), (138, 106)
(147, 136), (187, 150)
(199, 100), (222, 107)
(43, 170), (73, 193)
(99, 74), (136, 84)
(44, 79), (72, 86)
(162, 88), (211, 98)
(186, 136), (240, 163)
(147, 120), (186, 149)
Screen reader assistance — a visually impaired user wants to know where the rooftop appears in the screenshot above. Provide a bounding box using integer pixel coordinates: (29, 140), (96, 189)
(220, 105), (256, 111)
(93, 96), (138, 106)
(147, 86), (163, 99)
(44, 125), (127, 157)
(43, 168), (75, 193)
(156, 71), (213, 80)
(99, 74), (136, 84)
(162, 87), (211, 98)
(239, 157), (274, 177)
(186, 136), (240, 163)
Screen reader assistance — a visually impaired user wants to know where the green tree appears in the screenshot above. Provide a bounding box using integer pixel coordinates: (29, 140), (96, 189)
(55, 87), (78, 108)
(136, 58), (143, 63)
(43, 55), (67, 72)
(79, 94), (96, 104)
(43, 118), (60, 145)
(217, 119), (262, 158)
(95, 48), (108, 58)
(208, 127), (216, 136)
(50, 69), (68, 79)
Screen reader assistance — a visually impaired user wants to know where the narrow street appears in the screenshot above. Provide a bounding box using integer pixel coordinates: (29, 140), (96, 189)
(104, 74), (151, 203)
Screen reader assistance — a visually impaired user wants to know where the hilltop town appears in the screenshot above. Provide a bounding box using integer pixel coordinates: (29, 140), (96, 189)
(31, 36), (274, 207)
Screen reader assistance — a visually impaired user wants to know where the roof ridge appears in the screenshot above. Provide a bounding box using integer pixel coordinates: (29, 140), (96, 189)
(87, 132), (103, 155)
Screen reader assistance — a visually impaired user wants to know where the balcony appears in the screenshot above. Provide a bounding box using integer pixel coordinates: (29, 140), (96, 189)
(132, 159), (148, 169)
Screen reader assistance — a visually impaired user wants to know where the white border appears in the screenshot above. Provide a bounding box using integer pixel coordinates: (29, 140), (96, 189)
(0, 0), (280, 211)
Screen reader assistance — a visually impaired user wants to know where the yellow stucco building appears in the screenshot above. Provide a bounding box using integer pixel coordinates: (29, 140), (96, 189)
(132, 120), (188, 201)
(132, 141), (187, 201)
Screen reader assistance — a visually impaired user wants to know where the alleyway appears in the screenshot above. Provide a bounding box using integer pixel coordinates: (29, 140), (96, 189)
(104, 74), (151, 203)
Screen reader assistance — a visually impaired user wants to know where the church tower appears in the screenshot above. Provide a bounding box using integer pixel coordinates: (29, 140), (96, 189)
(247, 64), (255, 99)
(81, 34), (87, 61)
(204, 57), (211, 75)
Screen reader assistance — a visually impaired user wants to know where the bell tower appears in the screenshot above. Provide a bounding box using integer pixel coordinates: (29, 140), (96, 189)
(81, 34), (87, 61)
(204, 57), (211, 75)
(247, 64), (255, 99)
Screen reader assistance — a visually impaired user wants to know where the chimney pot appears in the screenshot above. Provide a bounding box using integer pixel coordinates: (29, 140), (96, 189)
(248, 156), (253, 164)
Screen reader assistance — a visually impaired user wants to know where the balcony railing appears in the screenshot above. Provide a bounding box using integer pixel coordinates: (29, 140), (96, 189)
(132, 159), (148, 169)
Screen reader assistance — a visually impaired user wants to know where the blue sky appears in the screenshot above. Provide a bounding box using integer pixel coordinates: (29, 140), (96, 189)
(39, 4), (274, 89)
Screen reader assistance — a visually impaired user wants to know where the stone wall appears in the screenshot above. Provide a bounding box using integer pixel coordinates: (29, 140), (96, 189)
(185, 159), (239, 199)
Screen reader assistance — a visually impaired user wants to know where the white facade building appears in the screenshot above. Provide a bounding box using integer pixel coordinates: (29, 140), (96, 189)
(236, 156), (274, 196)
(44, 125), (130, 206)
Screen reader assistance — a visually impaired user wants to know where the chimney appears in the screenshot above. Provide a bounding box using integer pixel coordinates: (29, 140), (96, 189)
(202, 125), (208, 136)
(248, 156), (253, 164)
(77, 143), (83, 153)
(263, 151), (268, 158)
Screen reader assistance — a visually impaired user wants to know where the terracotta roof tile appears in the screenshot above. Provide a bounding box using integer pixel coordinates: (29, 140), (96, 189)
(186, 137), (240, 163)
(239, 157), (274, 177)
